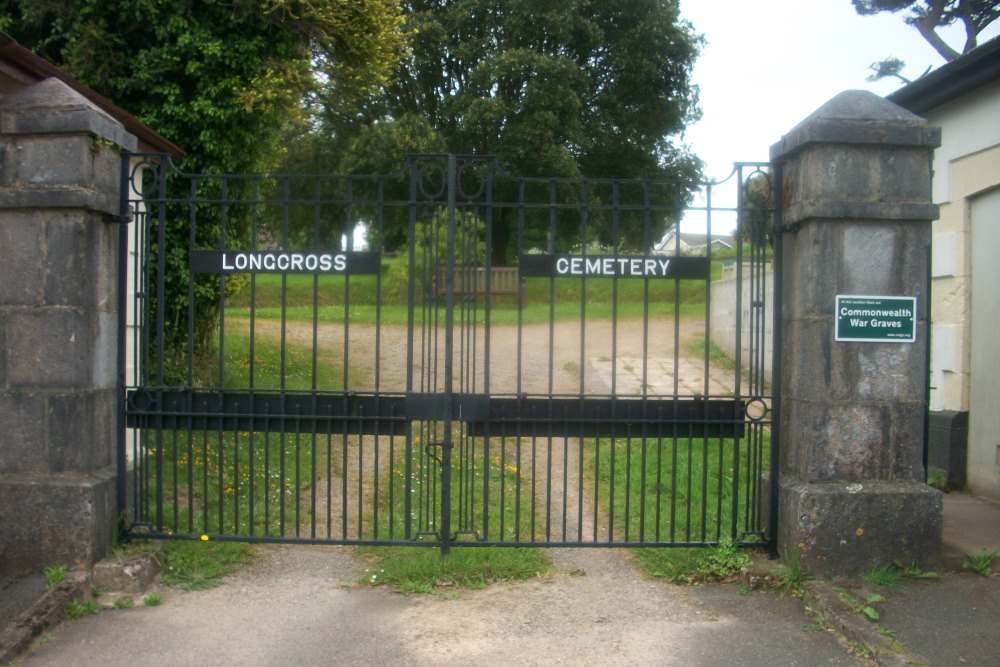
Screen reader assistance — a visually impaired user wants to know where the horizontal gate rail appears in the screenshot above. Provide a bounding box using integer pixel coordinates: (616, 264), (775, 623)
(126, 390), (747, 439)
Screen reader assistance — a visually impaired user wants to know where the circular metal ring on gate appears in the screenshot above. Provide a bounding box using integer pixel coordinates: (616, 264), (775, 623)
(418, 162), (447, 200)
(745, 398), (769, 421)
(743, 168), (772, 199)
(127, 389), (155, 412)
(456, 160), (488, 199)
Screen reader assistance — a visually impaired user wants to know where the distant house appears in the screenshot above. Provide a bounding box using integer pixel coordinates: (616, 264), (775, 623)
(655, 228), (734, 255)
(888, 36), (1000, 499)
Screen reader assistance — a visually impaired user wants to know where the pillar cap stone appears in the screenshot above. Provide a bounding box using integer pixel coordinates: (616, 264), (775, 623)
(0, 77), (137, 151)
(770, 90), (940, 162)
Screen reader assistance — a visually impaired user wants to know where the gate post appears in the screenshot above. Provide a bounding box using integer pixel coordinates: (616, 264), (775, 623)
(770, 90), (942, 576)
(0, 79), (136, 575)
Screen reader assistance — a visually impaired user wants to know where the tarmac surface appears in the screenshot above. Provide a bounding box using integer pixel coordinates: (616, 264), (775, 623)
(1, 491), (998, 666)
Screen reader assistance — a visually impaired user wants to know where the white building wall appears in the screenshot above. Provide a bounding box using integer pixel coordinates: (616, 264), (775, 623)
(921, 78), (1000, 498)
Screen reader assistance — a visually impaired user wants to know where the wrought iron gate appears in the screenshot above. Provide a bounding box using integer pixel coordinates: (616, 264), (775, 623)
(120, 153), (779, 551)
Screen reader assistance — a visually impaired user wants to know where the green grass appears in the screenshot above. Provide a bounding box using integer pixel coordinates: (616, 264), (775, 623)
(373, 429), (544, 544)
(139, 335), (346, 539)
(586, 431), (771, 544)
(223, 270), (715, 326)
(359, 546), (549, 595)
(632, 540), (751, 584)
(216, 332), (349, 391)
(156, 540), (254, 591)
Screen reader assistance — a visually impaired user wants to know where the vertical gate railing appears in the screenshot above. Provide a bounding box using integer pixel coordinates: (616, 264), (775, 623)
(119, 153), (779, 550)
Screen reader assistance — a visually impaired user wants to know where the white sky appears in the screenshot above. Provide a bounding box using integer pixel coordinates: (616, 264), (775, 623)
(679, 0), (1000, 181)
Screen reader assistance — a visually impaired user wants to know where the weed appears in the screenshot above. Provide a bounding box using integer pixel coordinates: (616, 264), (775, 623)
(962, 549), (997, 576)
(698, 540), (751, 581)
(158, 540), (253, 591)
(803, 613), (827, 634)
(776, 551), (809, 597)
(632, 541), (751, 584)
(112, 597), (135, 610)
(864, 564), (904, 590)
(892, 559), (938, 579)
(865, 559), (939, 591)
(927, 470), (948, 491)
(632, 547), (704, 583)
(90, 586), (102, 598)
(359, 546), (549, 595)
(844, 638), (874, 661)
(43, 565), (68, 589)
(143, 593), (163, 606)
(834, 587), (883, 621)
(686, 336), (737, 371)
(66, 600), (101, 619)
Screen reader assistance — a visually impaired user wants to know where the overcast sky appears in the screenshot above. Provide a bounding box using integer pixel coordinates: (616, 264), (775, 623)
(679, 0), (1000, 181)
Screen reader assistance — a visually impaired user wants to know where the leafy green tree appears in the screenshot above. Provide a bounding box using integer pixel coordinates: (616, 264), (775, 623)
(302, 0), (704, 261)
(0, 0), (409, 380)
(854, 1), (999, 81)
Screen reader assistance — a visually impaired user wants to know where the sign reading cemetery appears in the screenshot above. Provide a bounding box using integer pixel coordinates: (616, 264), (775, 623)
(835, 295), (916, 343)
(189, 250), (381, 275)
(519, 255), (710, 280)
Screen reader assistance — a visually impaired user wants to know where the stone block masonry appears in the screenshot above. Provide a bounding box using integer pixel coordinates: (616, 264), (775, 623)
(0, 78), (136, 576)
(770, 90), (942, 576)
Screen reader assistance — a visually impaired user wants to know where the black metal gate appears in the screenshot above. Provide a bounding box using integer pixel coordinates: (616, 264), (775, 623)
(120, 153), (779, 551)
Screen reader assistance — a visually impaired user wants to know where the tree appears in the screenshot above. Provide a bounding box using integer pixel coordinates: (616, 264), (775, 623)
(304, 0), (704, 261)
(854, 1), (1000, 80)
(0, 0), (410, 381)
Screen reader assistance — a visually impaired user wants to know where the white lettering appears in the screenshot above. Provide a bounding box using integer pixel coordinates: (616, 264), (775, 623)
(263, 254), (276, 270)
(584, 257), (599, 274)
(333, 254), (347, 272)
(305, 254), (318, 271)
(556, 257), (569, 275)
(222, 253), (235, 271)
(277, 254), (290, 270)
(234, 254), (248, 270)
(290, 255), (304, 271)
(658, 259), (670, 275)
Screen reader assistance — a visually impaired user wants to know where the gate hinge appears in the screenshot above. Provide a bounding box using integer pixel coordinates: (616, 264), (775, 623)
(104, 210), (133, 225)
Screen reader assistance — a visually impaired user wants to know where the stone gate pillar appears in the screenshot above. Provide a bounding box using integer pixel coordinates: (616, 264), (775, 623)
(0, 79), (135, 575)
(771, 90), (942, 577)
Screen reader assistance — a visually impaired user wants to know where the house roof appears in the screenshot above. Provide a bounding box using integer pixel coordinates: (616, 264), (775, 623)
(0, 32), (184, 157)
(887, 36), (1000, 114)
(658, 230), (734, 250)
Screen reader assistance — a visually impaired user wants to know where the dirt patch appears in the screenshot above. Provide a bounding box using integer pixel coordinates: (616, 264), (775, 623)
(234, 315), (707, 396)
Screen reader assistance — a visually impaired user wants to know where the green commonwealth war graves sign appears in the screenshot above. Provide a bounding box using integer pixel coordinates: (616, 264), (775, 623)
(835, 295), (916, 343)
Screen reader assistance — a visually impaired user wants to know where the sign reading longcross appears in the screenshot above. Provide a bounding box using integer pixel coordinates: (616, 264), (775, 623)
(835, 295), (916, 343)
(190, 250), (381, 275)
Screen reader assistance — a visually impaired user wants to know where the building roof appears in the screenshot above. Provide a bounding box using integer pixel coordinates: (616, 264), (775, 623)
(887, 36), (1000, 114)
(0, 32), (184, 157)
